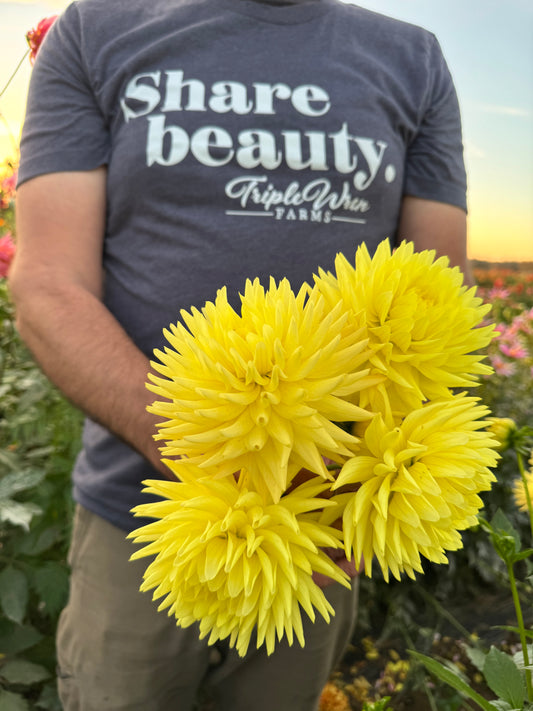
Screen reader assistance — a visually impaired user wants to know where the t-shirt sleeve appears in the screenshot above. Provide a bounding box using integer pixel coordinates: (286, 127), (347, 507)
(403, 35), (467, 212)
(17, 4), (111, 187)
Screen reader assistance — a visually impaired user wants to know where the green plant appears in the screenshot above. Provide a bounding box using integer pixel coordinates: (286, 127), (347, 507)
(410, 427), (533, 711)
(362, 698), (392, 710)
(0, 280), (82, 710)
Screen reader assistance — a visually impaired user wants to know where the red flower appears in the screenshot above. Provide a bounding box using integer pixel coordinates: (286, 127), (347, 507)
(26, 16), (58, 64)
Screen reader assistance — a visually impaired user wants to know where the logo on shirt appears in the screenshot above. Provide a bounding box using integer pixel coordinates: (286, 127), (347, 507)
(120, 69), (397, 224)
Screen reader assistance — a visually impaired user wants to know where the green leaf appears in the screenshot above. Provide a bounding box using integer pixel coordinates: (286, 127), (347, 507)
(24, 446), (54, 460)
(0, 620), (43, 655)
(13, 525), (63, 557)
(0, 659), (50, 685)
(31, 562), (69, 618)
(512, 645), (533, 670)
(362, 698), (392, 710)
(483, 646), (526, 708)
(0, 499), (42, 531)
(491, 510), (521, 554)
(36, 682), (62, 711)
(0, 449), (20, 471)
(0, 689), (30, 711)
(409, 650), (499, 711)
(489, 702), (514, 711)
(0, 566), (28, 624)
(0, 469), (46, 500)
(494, 626), (533, 640)
(465, 645), (488, 673)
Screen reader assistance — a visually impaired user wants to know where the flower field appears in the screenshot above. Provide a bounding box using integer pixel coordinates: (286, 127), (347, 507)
(0, 147), (532, 710)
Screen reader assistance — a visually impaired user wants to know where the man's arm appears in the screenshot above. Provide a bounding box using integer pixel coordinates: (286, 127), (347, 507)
(397, 195), (474, 286)
(9, 168), (167, 474)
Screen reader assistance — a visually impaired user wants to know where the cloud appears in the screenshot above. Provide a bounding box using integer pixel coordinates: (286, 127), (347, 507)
(463, 141), (485, 160)
(475, 103), (531, 118)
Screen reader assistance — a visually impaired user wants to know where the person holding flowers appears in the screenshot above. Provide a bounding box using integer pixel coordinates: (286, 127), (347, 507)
(9, 0), (475, 708)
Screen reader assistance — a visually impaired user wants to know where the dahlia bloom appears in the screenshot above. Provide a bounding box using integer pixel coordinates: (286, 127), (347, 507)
(331, 395), (499, 582)
(148, 278), (374, 502)
(129, 468), (350, 657)
(485, 417), (517, 451)
(314, 241), (496, 417)
(134, 239), (501, 652)
(513, 464), (533, 514)
(26, 16), (58, 64)
(0, 233), (15, 278)
(1, 170), (16, 201)
(499, 342), (528, 360)
(488, 287), (511, 301)
(489, 354), (516, 377)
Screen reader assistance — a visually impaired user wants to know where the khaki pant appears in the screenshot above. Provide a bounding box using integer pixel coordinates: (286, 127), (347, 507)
(57, 505), (359, 711)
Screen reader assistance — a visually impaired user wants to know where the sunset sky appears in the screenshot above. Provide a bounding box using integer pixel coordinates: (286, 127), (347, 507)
(1, 0), (532, 262)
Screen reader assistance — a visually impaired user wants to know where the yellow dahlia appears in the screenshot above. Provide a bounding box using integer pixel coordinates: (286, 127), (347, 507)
(485, 417), (517, 452)
(148, 278), (375, 502)
(129, 466), (350, 657)
(513, 468), (533, 513)
(331, 394), (499, 581)
(314, 240), (496, 417)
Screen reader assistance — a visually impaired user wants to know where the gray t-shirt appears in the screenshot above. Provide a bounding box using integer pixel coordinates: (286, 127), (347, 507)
(19, 0), (467, 531)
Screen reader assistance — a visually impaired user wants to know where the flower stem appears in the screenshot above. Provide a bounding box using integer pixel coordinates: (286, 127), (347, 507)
(517, 451), (533, 541)
(507, 559), (532, 701)
(0, 50), (30, 99)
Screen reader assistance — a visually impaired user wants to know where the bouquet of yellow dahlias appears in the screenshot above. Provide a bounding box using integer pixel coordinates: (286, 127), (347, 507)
(129, 239), (500, 657)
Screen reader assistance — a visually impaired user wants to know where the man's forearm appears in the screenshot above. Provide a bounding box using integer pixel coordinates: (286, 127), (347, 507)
(10, 274), (166, 474)
(11, 169), (169, 474)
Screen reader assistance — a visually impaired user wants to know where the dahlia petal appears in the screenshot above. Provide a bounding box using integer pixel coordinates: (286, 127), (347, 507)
(334, 455), (375, 487)
(388, 491), (421, 528)
(376, 473), (392, 519)
(203, 538), (227, 580)
(372, 511), (387, 556)
(390, 465), (423, 496)
(354, 477), (383, 522)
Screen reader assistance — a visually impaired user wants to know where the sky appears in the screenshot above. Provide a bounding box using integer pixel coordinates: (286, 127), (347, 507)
(0, 0), (532, 262)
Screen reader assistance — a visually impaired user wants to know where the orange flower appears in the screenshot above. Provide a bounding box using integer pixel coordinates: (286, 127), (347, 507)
(319, 683), (351, 711)
(26, 16), (58, 64)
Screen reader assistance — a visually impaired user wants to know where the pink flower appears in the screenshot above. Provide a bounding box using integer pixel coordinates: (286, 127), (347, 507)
(514, 313), (533, 336)
(493, 323), (508, 339)
(499, 342), (528, 360)
(0, 233), (15, 278)
(1, 171), (16, 198)
(490, 354), (516, 377)
(488, 287), (511, 301)
(26, 16), (58, 64)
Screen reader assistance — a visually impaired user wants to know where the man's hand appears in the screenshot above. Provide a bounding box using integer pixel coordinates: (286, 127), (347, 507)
(287, 466), (362, 588)
(313, 548), (361, 589)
